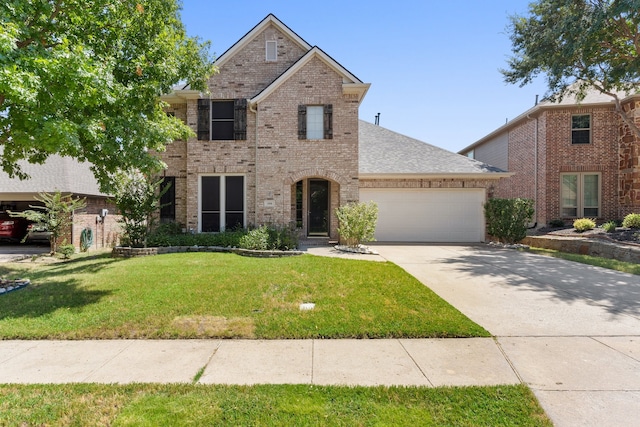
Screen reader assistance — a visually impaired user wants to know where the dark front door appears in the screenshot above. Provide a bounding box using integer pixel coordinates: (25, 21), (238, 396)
(308, 179), (329, 236)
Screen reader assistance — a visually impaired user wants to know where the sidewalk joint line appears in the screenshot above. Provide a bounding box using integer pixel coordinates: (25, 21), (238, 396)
(493, 337), (525, 385)
(398, 339), (433, 387)
(194, 340), (222, 384)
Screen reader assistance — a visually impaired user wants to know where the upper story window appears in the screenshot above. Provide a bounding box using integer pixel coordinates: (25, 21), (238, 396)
(266, 40), (277, 61)
(197, 99), (247, 141)
(571, 114), (591, 144)
(298, 104), (333, 140)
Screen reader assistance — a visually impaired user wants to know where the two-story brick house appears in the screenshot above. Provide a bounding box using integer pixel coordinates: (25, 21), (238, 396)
(460, 89), (640, 227)
(161, 14), (509, 242)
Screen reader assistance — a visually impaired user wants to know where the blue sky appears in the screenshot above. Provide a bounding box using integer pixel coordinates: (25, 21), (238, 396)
(179, 0), (548, 153)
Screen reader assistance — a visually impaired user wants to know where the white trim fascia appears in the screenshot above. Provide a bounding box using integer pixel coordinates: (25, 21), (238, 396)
(215, 14), (311, 68)
(358, 173), (513, 180)
(250, 47), (368, 105)
(161, 90), (201, 104)
(343, 83), (371, 103)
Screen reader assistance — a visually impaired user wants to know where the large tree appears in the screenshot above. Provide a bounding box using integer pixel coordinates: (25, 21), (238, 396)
(502, 0), (640, 137)
(0, 0), (214, 190)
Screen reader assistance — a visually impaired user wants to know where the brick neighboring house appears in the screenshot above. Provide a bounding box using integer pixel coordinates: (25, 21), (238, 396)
(460, 89), (640, 227)
(0, 155), (120, 250)
(160, 14), (509, 243)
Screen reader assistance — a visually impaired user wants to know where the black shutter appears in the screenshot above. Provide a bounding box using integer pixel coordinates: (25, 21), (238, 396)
(298, 105), (307, 139)
(197, 99), (210, 141)
(324, 104), (333, 139)
(234, 98), (247, 140)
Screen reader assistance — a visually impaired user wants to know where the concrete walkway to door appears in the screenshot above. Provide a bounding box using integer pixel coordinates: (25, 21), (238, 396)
(372, 244), (640, 427)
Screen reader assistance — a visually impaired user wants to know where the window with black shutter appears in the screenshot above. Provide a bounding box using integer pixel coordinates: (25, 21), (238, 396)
(298, 104), (332, 140)
(197, 99), (247, 141)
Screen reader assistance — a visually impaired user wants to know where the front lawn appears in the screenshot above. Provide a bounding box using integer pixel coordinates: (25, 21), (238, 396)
(0, 383), (551, 426)
(0, 252), (488, 339)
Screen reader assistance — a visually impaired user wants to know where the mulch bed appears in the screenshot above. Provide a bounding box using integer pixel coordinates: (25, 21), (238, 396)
(530, 226), (640, 245)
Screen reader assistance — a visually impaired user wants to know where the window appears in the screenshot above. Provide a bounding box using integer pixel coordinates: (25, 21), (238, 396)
(561, 173), (600, 217)
(197, 99), (247, 141)
(266, 40), (277, 61)
(160, 177), (176, 223)
(571, 114), (591, 144)
(298, 104), (333, 140)
(200, 175), (245, 232)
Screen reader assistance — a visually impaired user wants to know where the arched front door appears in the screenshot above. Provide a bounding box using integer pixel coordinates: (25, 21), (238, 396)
(308, 179), (329, 236)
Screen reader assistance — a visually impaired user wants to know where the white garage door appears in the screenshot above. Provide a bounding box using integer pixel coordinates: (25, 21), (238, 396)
(359, 188), (485, 242)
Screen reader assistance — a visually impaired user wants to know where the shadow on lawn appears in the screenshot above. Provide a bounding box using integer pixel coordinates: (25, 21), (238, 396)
(0, 253), (118, 320)
(0, 279), (112, 320)
(441, 246), (640, 318)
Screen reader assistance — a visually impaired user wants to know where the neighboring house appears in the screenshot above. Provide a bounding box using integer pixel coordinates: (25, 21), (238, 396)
(459, 89), (640, 227)
(161, 14), (508, 243)
(0, 155), (119, 249)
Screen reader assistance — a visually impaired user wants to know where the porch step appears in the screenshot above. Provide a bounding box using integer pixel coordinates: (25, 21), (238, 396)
(298, 238), (337, 247)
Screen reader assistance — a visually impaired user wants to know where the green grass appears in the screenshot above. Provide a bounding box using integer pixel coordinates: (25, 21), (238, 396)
(529, 247), (640, 275)
(0, 383), (551, 426)
(0, 252), (488, 339)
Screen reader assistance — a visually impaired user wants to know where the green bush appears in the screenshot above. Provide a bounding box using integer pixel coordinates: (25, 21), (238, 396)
(59, 244), (75, 259)
(336, 201), (379, 248)
(266, 224), (299, 250)
(484, 198), (534, 244)
(622, 213), (640, 229)
(573, 218), (596, 232)
(239, 226), (269, 250)
(602, 220), (617, 233)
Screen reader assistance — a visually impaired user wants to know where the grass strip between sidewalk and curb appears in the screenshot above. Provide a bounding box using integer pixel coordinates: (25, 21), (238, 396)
(0, 383), (551, 426)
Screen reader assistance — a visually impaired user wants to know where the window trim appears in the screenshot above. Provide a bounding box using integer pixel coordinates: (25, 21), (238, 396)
(265, 40), (277, 61)
(571, 114), (591, 144)
(560, 172), (601, 218)
(198, 174), (246, 232)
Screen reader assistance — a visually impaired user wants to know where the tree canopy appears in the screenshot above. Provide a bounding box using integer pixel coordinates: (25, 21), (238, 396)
(0, 0), (214, 191)
(502, 0), (640, 135)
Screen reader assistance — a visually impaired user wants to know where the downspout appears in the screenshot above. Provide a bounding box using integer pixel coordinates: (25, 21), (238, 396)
(526, 112), (539, 228)
(249, 101), (258, 226)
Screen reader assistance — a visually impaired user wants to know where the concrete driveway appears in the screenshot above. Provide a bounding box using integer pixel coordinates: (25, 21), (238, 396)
(0, 244), (49, 262)
(373, 244), (640, 427)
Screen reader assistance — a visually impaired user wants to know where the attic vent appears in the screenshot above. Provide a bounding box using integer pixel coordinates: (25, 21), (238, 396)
(266, 40), (277, 61)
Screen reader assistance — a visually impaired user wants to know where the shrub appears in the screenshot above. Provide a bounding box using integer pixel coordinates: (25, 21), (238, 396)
(622, 213), (640, 229)
(266, 223), (299, 250)
(602, 220), (617, 233)
(59, 243), (75, 259)
(484, 198), (534, 244)
(336, 201), (379, 248)
(239, 226), (269, 250)
(573, 218), (596, 232)
(548, 219), (565, 228)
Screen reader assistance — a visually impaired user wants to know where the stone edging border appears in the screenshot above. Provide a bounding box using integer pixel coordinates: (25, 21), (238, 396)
(522, 235), (640, 264)
(112, 246), (305, 259)
(0, 279), (30, 295)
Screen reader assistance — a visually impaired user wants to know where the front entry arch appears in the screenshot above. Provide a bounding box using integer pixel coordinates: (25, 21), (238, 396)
(293, 178), (333, 238)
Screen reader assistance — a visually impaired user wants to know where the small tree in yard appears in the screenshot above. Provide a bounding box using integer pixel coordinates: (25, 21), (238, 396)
(9, 191), (86, 254)
(111, 170), (168, 248)
(336, 201), (378, 248)
(484, 198), (535, 244)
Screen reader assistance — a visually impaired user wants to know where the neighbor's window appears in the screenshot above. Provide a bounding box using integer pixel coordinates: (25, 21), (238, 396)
(561, 172), (600, 217)
(571, 114), (591, 144)
(266, 40), (277, 61)
(298, 104), (333, 140)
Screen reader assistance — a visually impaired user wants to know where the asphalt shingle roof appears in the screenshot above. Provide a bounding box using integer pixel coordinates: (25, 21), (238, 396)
(358, 120), (506, 175)
(0, 155), (107, 197)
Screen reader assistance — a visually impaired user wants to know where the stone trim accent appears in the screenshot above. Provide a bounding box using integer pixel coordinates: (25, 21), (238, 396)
(112, 246), (304, 258)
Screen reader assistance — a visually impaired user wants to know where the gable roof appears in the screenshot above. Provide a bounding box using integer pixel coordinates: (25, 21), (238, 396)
(359, 120), (509, 178)
(250, 46), (370, 104)
(0, 155), (108, 197)
(215, 14), (311, 68)
(460, 86), (640, 154)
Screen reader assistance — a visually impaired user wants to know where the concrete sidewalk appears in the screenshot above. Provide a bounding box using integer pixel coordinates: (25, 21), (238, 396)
(0, 338), (519, 387)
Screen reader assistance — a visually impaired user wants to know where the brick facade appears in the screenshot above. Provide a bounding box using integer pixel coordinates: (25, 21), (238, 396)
(161, 18), (364, 240)
(471, 97), (638, 226)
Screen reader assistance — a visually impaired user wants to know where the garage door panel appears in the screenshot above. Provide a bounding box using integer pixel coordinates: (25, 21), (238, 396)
(359, 188), (484, 242)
